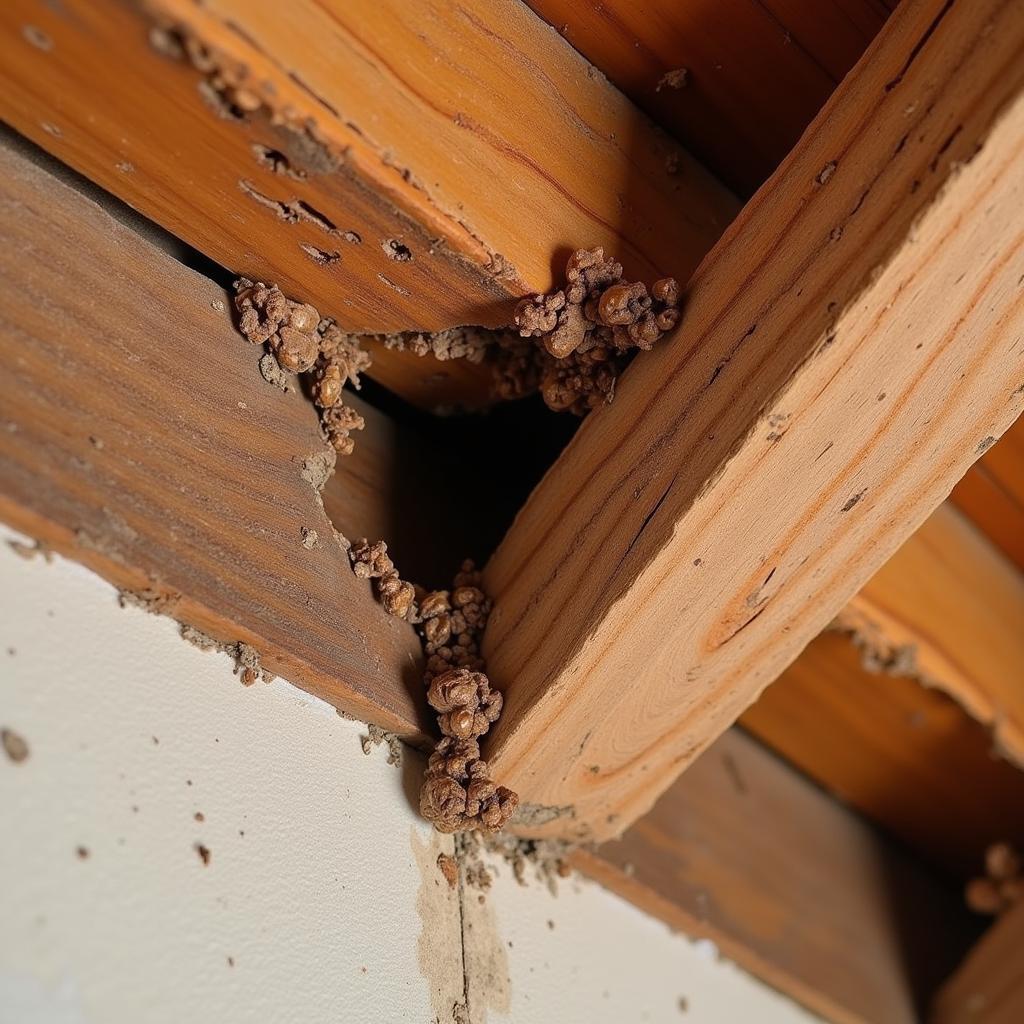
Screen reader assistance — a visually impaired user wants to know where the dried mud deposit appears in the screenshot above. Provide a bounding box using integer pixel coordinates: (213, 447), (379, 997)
(233, 246), (680, 836)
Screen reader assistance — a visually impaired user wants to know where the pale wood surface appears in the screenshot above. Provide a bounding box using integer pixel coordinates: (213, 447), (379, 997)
(527, 0), (893, 195)
(0, 132), (430, 739)
(932, 902), (1024, 1024)
(577, 728), (978, 1024)
(483, 0), (1024, 840)
(0, 0), (738, 408)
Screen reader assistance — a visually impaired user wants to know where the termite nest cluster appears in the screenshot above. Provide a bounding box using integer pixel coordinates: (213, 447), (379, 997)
(350, 541), (518, 833)
(496, 247), (680, 415)
(966, 841), (1023, 916)
(380, 326), (492, 365)
(230, 246), (682, 836)
(234, 280), (370, 455)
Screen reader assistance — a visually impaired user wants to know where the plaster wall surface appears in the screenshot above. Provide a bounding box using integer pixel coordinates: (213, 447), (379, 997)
(0, 528), (820, 1024)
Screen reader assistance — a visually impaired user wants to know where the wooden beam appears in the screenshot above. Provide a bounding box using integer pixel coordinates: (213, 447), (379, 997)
(0, 130), (431, 739)
(743, 501), (1024, 880)
(933, 902), (1024, 1024)
(742, 628), (1024, 883)
(844, 502), (1024, 769)
(526, 0), (892, 195)
(952, 414), (1024, 573)
(482, 0), (1024, 840)
(575, 728), (978, 1024)
(0, 0), (738, 409)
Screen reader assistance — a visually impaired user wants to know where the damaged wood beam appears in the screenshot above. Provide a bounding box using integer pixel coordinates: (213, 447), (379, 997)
(0, 0), (738, 410)
(0, 130), (434, 739)
(482, 0), (1024, 840)
(842, 502), (1024, 771)
(933, 900), (1024, 1024)
(575, 727), (978, 1024)
(742, 512), (1024, 883)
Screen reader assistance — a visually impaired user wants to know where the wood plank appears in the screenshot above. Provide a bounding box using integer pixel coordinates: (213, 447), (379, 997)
(525, 0), (891, 195)
(575, 728), (979, 1024)
(482, 0), (1024, 841)
(0, 130), (431, 739)
(741, 631), (1024, 883)
(844, 502), (1024, 769)
(0, 0), (738, 409)
(933, 902), (1024, 1024)
(743, 500), (1024, 881)
(952, 415), (1024, 573)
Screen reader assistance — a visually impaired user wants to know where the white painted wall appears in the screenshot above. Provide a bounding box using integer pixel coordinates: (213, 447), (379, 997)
(0, 528), (821, 1024)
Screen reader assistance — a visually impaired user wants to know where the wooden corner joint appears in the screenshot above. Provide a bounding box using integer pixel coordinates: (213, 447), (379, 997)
(479, 0), (1024, 841)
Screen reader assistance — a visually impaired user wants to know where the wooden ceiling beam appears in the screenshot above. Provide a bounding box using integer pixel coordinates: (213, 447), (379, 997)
(843, 502), (1024, 769)
(482, 0), (1024, 841)
(933, 901), (1024, 1024)
(525, 0), (893, 195)
(0, 0), (738, 409)
(742, 505), (1024, 881)
(576, 727), (978, 1024)
(952, 415), (1024, 573)
(0, 131), (433, 739)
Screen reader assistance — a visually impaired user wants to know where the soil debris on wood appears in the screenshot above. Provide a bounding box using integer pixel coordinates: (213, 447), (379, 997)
(379, 325), (496, 364)
(829, 609), (922, 678)
(496, 247), (681, 415)
(656, 68), (689, 91)
(300, 526), (319, 550)
(361, 723), (403, 766)
(300, 449), (337, 492)
(6, 538), (53, 562)
(234, 278), (369, 458)
(149, 20), (341, 174)
(349, 543), (518, 833)
(1, 727), (30, 763)
(118, 586), (181, 616)
(258, 351), (295, 392)
(966, 840), (1023, 915)
(179, 625), (274, 685)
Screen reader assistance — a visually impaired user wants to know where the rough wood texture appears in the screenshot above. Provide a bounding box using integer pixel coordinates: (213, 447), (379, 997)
(742, 631), (1024, 882)
(0, 0), (737, 409)
(576, 728), (979, 1024)
(743, 501), (1024, 880)
(933, 902), (1024, 1024)
(527, 0), (893, 195)
(0, 132), (430, 739)
(952, 415), (1024, 573)
(483, 0), (1024, 840)
(845, 502), (1024, 769)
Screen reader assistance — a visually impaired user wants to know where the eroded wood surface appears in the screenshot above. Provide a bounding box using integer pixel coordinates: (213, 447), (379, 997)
(0, 132), (430, 738)
(0, 0), (738, 408)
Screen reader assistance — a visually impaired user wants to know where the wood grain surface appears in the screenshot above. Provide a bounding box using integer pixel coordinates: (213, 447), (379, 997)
(527, 0), (894, 194)
(577, 727), (979, 1024)
(0, 0), (738, 408)
(483, 0), (1024, 840)
(0, 131), (430, 739)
